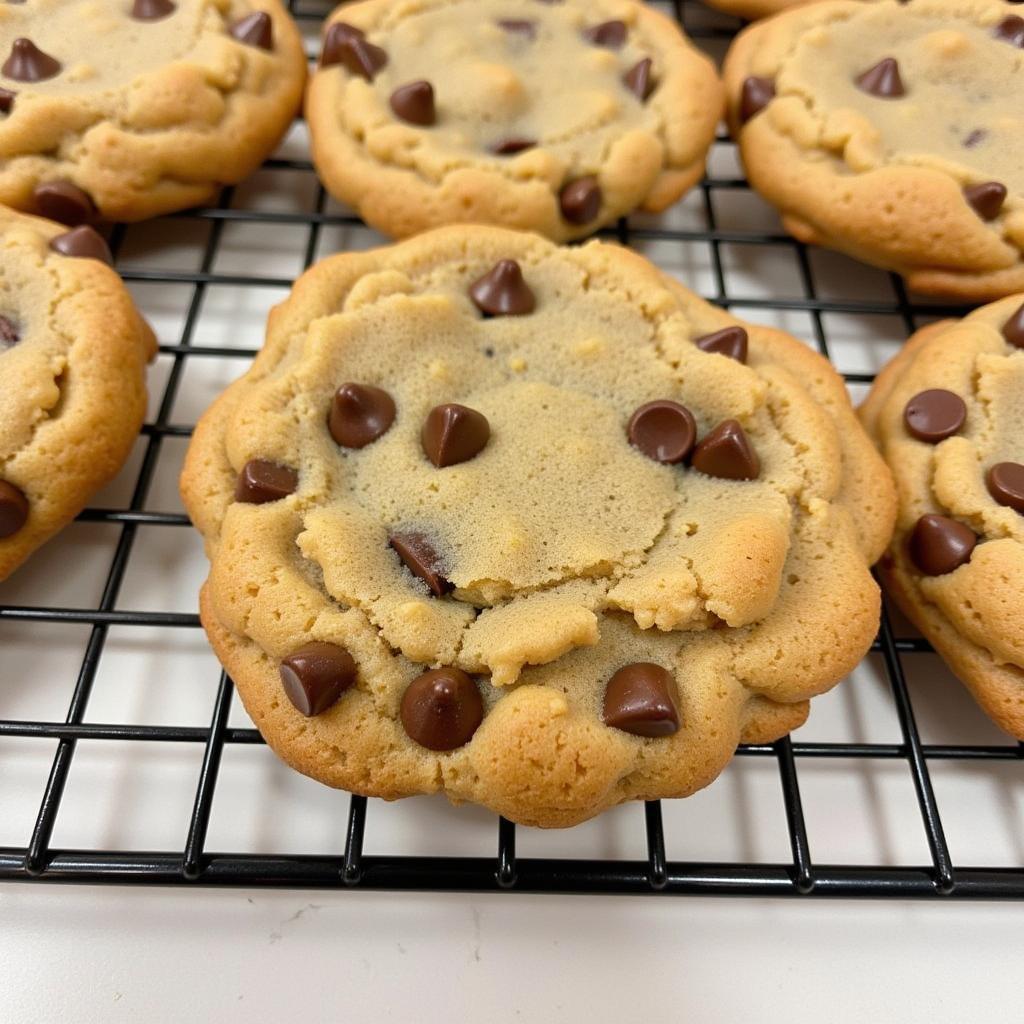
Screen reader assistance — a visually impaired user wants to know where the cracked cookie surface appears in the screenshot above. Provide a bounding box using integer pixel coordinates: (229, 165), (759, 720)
(0, 0), (305, 223)
(861, 296), (1024, 738)
(181, 225), (894, 827)
(0, 208), (154, 581)
(306, 0), (723, 242)
(724, 0), (1024, 300)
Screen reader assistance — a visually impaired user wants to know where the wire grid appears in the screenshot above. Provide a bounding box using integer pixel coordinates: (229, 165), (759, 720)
(0, 0), (1021, 898)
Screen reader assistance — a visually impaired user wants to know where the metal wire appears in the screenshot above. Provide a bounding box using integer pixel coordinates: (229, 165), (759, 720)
(0, 0), (1021, 897)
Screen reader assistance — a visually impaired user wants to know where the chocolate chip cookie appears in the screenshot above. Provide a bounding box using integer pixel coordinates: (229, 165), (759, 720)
(861, 297), (1024, 738)
(0, 209), (154, 581)
(180, 225), (895, 827)
(0, 1), (305, 224)
(306, 0), (723, 242)
(724, 0), (1024, 300)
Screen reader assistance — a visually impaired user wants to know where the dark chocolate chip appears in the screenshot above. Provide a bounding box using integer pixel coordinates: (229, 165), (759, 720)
(855, 58), (905, 98)
(0, 315), (19, 347)
(903, 389), (967, 443)
(422, 403), (490, 468)
(490, 137), (537, 155)
(0, 480), (28, 539)
(498, 19), (536, 39)
(0, 88), (14, 114)
(695, 326), (748, 363)
(321, 22), (386, 79)
(235, 459), (298, 504)
(603, 663), (680, 738)
(2, 38), (61, 82)
(321, 21), (364, 66)
(131, 0), (175, 20)
(623, 57), (654, 101)
(1001, 302), (1024, 348)
(329, 383), (396, 449)
(279, 642), (356, 717)
(48, 226), (112, 265)
(994, 15), (1024, 46)
(963, 128), (987, 149)
(584, 20), (627, 48)
(230, 11), (273, 50)
(986, 462), (1024, 513)
(964, 181), (1007, 221)
(627, 400), (696, 465)
(33, 181), (96, 226)
(469, 259), (535, 316)
(739, 76), (774, 123)
(400, 668), (484, 751)
(390, 532), (452, 596)
(559, 176), (602, 225)
(390, 80), (436, 126)
(691, 419), (760, 480)
(909, 514), (977, 576)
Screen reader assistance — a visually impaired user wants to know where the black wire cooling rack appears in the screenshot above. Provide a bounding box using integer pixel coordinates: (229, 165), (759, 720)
(0, 0), (1021, 898)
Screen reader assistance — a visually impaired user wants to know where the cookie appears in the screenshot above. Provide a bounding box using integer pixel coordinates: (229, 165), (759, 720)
(723, 0), (1024, 300)
(305, 0), (723, 242)
(0, 209), (155, 581)
(861, 297), (1024, 738)
(180, 225), (895, 827)
(0, 1), (306, 224)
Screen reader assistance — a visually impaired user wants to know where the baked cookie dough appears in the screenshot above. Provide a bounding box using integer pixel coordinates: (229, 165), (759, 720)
(181, 225), (895, 827)
(724, 0), (1024, 300)
(0, 0), (306, 224)
(306, 0), (723, 242)
(0, 209), (154, 581)
(861, 297), (1024, 738)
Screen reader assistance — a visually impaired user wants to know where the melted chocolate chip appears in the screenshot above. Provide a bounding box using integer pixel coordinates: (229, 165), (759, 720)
(695, 326), (748, 363)
(231, 11), (273, 50)
(0, 480), (28, 538)
(964, 181), (1006, 221)
(400, 668), (484, 751)
(559, 176), (602, 225)
(390, 532), (452, 596)
(321, 22), (386, 79)
(739, 76), (774, 123)
(691, 420), (760, 480)
(329, 383), (396, 449)
(903, 389), (966, 443)
(490, 137), (538, 155)
(986, 462), (1024, 512)
(994, 15), (1024, 47)
(909, 514), (977, 576)
(49, 226), (112, 265)
(623, 58), (654, 101)
(627, 400), (696, 465)
(321, 21), (364, 66)
(279, 642), (356, 717)
(469, 259), (536, 316)
(498, 19), (536, 39)
(603, 663), (680, 738)
(963, 128), (987, 149)
(422, 403), (490, 468)
(584, 20), (627, 48)
(33, 181), (95, 226)
(390, 80), (436, 126)
(0, 88), (14, 114)
(0, 315), (19, 347)
(1001, 302), (1024, 348)
(2, 38), (61, 82)
(855, 58), (905, 98)
(131, 0), (175, 20)
(235, 459), (298, 504)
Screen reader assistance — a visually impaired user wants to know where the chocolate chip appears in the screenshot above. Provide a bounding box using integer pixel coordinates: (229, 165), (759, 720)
(603, 663), (680, 738)
(691, 420), (760, 480)
(321, 21), (364, 66)
(498, 19), (536, 39)
(0, 88), (14, 114)
(695, 326), (748, 363)
(739, 76), (774, 122)
(235, 459), (298, 504)
(33, 181), (95, 227)
(986, 462), (1024, 512)
(230, 11), (273, 50)
(623, 58), (654, 101)
(48, 226), (112, 265)
(400, 668), (484, 751)
(321, 22), (386, 79)
(0, 480), (28, 539)
(469, 259), (536, 316)
(390, 80), (435, 126)
(963, 128), (987, 149)
(903, 389), (966, 443)
(490, 137), (537, 155)
(627, 400), (696, 465)
(909, 514), (977, 576)
(0, 315), (19, 347)
(1001, 302), (1024, 348)
(994, 15), (1024, 46)
(131, 0), (175, 20)
(964, 181), (1006, 221)
(2, 38), (61, 82)
(422, 403), (490, 468)
(559, 176), (602, 225)
(855, 58), (904, 98)
(329, 383), (396, 449)
(584, 20), (627, 48)
(279, 642), (356, 717)
(390, 532), (452, 596)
